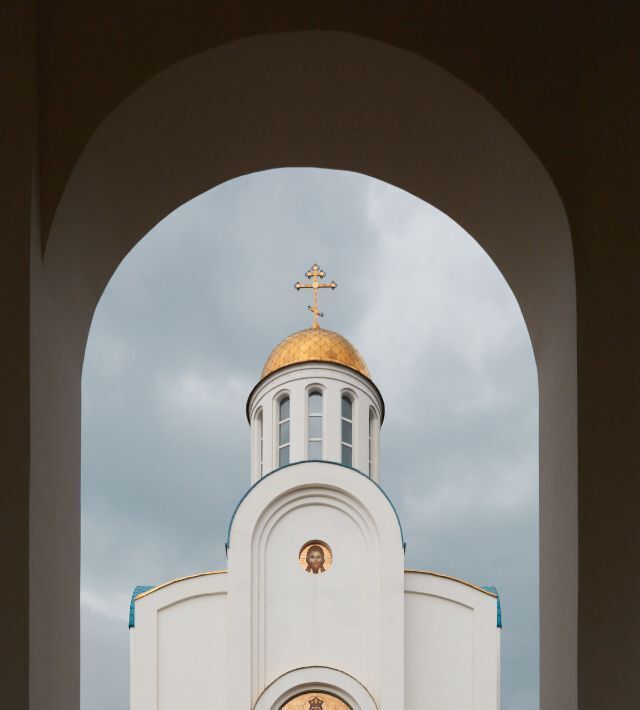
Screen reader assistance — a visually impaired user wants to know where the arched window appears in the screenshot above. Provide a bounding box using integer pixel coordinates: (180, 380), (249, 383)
(368, 408), (377, 476)
(341, 395), (353, 467)
(308, 390), (323, 459)
(278, 396), (290, 467)
(256, 409), (263, 476)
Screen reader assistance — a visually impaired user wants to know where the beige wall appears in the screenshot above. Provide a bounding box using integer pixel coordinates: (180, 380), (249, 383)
(1, 4), (638, 709)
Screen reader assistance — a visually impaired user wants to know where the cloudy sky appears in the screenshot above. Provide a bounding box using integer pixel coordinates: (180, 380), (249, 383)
(81, 168), (538, 709)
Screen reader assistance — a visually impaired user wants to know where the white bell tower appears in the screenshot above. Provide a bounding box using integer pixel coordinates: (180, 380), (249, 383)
(247, 340), (383, 484)
(247, 264), (383, 484)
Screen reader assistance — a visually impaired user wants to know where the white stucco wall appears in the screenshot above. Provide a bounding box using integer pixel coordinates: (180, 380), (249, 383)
(226, 461), (405, 708)
(247, 363), (383, 482)
(404, 571), (501, 710)
(130, 572), (228, 710)
(130, 465), (501, 709)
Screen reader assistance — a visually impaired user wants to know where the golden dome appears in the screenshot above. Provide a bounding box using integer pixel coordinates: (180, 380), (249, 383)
(261, 327), (371, 380)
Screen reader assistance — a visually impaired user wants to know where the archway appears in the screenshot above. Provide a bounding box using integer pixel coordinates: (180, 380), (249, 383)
(253, 666), (376, 710)
(81, 167), (539, 707)
(32, 31), (575, 709)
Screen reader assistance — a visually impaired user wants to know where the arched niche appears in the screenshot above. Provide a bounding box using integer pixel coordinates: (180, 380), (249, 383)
(32, 30), (576, 710)
(226, 461), (404, 706)
(253, 666), (377, 710)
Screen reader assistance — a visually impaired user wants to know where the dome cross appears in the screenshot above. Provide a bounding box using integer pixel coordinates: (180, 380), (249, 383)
(294, 264), (337, 329)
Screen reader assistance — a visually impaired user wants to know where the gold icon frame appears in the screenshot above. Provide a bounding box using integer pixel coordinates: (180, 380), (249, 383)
(299, 540), (333, 574)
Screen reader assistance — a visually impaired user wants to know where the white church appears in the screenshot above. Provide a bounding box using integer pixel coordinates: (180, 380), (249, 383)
(129, 265), (502, 709)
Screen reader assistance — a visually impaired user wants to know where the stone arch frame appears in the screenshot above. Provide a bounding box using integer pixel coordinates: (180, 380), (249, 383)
(32, 30), (576, 709)
(253, 666), (378, 710)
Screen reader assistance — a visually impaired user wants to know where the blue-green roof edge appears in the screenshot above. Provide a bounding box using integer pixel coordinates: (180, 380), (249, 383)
(482, 585), (502, 628)
(129, 585), (153, 628)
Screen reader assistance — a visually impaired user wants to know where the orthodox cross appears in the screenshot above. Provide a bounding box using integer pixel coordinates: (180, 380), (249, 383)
(294, 264), (337, 329)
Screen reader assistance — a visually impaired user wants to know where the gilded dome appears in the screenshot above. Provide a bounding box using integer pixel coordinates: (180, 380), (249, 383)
(261, 327), (371, 380)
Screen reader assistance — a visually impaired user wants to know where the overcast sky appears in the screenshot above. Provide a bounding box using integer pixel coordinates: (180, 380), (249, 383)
(81, 168), (538, 709)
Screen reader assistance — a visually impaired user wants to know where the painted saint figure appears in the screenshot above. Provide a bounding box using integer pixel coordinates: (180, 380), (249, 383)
(305, 544), (326, 574)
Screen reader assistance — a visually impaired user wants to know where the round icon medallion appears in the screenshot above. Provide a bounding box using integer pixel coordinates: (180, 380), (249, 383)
(299, 540), (332, 574)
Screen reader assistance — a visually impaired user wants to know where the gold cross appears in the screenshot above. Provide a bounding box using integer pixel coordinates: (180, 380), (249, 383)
(294, 264), (337, 329)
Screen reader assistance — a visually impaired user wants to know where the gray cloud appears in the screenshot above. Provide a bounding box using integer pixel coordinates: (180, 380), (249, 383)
(81, 168), (538, 709)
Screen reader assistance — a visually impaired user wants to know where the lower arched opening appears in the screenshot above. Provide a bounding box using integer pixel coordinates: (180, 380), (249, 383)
(253, 666), (377, 710)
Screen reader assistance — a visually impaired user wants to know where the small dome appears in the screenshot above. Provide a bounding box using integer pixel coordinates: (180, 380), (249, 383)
(261, 327), (371, 380)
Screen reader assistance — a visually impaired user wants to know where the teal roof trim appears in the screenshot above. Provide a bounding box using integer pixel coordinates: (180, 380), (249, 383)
(482, 585), (502, 628)
(225, 460), (406, 551)
(129, 585), (153, 628)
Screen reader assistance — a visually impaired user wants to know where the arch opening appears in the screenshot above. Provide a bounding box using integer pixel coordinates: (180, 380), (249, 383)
(81, 166), (539, 708)
(33, 29), (576, 710)
(253, 665), (377, 710)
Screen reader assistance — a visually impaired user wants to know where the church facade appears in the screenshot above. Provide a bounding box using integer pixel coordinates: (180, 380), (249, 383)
(129, 266), (501, 709)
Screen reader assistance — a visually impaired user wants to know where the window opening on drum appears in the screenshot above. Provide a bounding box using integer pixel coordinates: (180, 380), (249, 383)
(341, 395), (353, 467)
(308, 390), (323, 459)
(278, 396), (290, 467)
